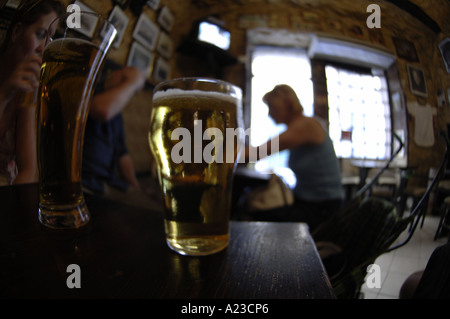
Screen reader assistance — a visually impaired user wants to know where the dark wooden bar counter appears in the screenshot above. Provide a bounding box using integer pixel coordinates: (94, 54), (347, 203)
(0, 183), (334, 299)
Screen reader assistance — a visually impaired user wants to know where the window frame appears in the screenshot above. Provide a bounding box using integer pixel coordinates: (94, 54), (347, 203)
(323, 60), (394, 161)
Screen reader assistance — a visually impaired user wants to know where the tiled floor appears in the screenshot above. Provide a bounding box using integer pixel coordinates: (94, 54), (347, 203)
(361, 214), (448, 299)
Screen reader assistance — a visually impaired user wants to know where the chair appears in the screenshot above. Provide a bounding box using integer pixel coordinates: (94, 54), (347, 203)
(354, 132), (405, 198)
(369, 168), (400, 200)
(434, 196), (450, 242)
(396, 167), (437, 228)
(312, 132), (449, 299)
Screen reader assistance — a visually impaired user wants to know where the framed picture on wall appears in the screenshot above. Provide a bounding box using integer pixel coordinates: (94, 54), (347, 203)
(407, 64), (428, 98)
(437, 88), (446, 107)
(393, 37), (419, 62)
(132, 13), (160, 51)
(73, 1), (98, 38)
(146, 0), (160, 10)
(447, 87), (450, 108)
(153, 57), (170, 83)
(108, 5), (129, 49)
(74, 1), (98, 38)
(157, 6), (174, 32)
(438, 37), (450, 73)
(5, 0), (20, 9)
(156, 31), (173, 59)
(127, 41), (154, 78)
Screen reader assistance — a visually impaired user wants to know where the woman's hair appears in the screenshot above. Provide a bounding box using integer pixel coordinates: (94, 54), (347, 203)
(263, 84), (303, 113)
(1, 0), (64, 52)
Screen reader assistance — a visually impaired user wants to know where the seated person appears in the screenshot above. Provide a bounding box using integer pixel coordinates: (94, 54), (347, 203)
(0, 0), (63, 185)
(243, 84), (343, 230)
(82, 64), (160, 211)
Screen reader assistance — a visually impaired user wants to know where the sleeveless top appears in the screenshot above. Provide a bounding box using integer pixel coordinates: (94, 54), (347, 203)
(288, 120), (343, 202)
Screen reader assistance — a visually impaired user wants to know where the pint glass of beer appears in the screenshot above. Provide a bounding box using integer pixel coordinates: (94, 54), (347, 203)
(149, 78), (244, 255)
(37, 13), (117, 229)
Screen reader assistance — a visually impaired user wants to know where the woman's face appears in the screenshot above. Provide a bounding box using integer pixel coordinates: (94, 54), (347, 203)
(10, 11), (57, 60)
(267, 96), (290, 124)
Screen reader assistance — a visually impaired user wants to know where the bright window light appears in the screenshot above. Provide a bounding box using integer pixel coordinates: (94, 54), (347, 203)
(250, 46), (313, 187)
(198, 21), (230, 50)
(326, 65), (391, 160)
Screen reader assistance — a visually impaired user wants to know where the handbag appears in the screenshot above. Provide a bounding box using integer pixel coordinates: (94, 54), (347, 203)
(246, 173), (294, 211)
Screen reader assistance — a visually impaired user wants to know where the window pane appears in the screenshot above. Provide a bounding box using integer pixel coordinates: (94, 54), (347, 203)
(326, 65), (391, 160)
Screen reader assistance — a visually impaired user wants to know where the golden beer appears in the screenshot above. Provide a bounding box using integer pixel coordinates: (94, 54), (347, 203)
(37, 38), (105, 228)
(150, 83), (243, 256)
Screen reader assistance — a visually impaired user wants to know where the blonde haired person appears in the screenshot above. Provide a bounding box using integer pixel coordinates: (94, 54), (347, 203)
(245, 84), (343, 230)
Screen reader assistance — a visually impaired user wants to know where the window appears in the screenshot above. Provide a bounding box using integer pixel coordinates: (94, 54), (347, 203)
(326, 65), (391, 160)
(247, 35), (397, 185)
(250, 46), (313, 186)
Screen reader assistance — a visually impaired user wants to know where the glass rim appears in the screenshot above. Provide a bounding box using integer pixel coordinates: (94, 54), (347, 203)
(153, 77), (242, 97)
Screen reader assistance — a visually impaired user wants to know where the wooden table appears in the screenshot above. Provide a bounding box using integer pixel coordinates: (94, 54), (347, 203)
(0, 183), (334, 299)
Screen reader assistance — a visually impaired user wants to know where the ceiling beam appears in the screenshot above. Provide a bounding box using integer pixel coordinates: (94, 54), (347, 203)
(385, 0), (441, 34)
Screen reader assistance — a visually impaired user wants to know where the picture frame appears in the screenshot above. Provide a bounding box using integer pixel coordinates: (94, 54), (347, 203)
(108, 5), (129, 49)
(437, 88), (446, 107)
(127, 41), (154, 78)
(153, 57), (170, 83)
(407, 64), (428, 98)
(438, 37), (450, 73)
(156, 31), (173, 59)
(157, 6), (174, 32)
(5, 0), (20, 9)
(132, 13), (160, 51)
(447, 87), (450, 108)
(146, 0), (160, 10)
(73, 1), (98, 38)
(393, 37), (419, 62)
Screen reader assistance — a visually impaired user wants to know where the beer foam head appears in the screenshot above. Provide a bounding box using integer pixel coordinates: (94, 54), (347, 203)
(153, 89), (239, 104)
(47, 37), (96, 48)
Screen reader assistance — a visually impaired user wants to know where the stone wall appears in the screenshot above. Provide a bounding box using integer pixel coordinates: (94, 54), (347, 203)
(56, 1), (450, 181)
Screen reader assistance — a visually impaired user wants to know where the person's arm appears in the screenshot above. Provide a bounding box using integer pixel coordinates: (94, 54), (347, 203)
(89, 67), (146, 122)
(0, 56), (41, 120)
(118, 153), (141, 190)
(244, 118), (326, 162)
(13, 106), (37, 184)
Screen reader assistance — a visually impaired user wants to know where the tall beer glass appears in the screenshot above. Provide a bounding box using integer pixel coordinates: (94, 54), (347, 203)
(149, 78), (244, 256)
(37, 13), (117, 229)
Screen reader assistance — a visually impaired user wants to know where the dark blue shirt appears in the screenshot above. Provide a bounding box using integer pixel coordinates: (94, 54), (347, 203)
(82, 114), (129, 195)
